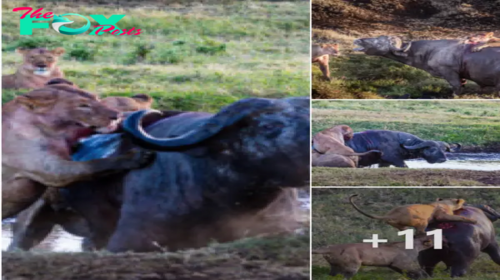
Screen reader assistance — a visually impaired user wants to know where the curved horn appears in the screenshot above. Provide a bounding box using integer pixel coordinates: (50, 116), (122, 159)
(388, 36), (412, 55)
(122, 98), (277, 150)
(450, 143), (462, 152)
(403, 140), (434, 150)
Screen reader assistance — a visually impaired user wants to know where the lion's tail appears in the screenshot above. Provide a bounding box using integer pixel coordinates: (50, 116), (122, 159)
(349, 194), (386, 220)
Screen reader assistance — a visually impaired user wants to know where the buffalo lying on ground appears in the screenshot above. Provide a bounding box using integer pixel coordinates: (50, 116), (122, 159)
(353, 36), (500, 97)
(49, 97), (310, 252)
(345, 130), (460, 168)
(419, 206), (500, 277)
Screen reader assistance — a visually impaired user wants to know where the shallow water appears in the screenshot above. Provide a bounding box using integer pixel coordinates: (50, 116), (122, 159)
(406, 153), (500, 171)
(2, 191), (311, 252)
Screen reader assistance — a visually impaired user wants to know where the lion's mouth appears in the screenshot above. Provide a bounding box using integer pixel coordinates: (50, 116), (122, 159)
(34, 67), (50, 76)
(73, 119), (120, 134)
(353, 40), (365, 52)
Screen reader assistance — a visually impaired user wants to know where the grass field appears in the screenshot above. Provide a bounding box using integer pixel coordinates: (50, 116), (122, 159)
(312, 188), (500, 280)
(311, 0), (500, 99)
(2, 0), (310, 111)
(3, 233), (310, 279)
(312, 100), (500, 150)
(312, 168), (500, 186)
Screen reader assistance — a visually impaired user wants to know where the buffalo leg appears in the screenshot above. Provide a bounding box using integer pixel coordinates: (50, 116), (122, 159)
(418, 250), (443, 277)
(8, 199), (55, 251)
(2, 177), (47, 219)
(442, 71), (462, 97)
(483, 242), (500, 265)
(449, 241), (478, 277)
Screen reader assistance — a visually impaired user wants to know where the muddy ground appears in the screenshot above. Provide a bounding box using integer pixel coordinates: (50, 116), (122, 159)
(312, 168), (500, 186)
(2, 234), (310, 280)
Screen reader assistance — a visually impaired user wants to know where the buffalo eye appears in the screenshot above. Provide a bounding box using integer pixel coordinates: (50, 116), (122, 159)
(79, 104), (91, 108)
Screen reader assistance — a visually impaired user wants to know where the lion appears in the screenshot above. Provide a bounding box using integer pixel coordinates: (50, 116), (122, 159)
(349, 195), (477, 235)
(312, 125), (381, 168)
(312, 43), (340, 81)
(2, 48), (65, 89)
(101, 94), (154, 112)
(2, 79), (155, 219)
(464, 32), (500, 52)
(312, 236), (434, 279)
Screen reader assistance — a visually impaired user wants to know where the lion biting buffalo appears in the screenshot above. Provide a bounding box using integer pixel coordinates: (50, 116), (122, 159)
(353, 35), (500, 97)
(420, 205), (500, 277)
(7, 96), (310, 252)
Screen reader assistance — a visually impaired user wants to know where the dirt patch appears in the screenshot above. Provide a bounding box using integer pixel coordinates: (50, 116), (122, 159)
(461, 142), (500, 153)
(313, 0), (500, 37)
(2, 234), (310, 280)
(312, 168), (500, 186)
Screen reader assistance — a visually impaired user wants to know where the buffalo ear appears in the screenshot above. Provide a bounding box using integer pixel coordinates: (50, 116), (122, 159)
(51, 47), (65, 56)
(15, 92), (56, 111)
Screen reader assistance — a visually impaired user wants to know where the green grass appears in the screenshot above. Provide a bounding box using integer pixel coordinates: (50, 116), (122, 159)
(2, 0), (309, 112)
(312, 100), (500, 148)
(312, 168), (500, 186)
(312, 188), (500, 279)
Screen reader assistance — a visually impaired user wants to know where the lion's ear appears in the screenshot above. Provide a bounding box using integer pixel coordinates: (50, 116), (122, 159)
(436, 198), (443, 201)
(51, 47), (65, 56)
(486, 32), (494, 38)
(15, 92), (56, 111)
(333, 44), (339, 51)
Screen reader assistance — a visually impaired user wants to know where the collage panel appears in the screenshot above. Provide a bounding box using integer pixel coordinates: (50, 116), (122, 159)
(312, 0), (500, 99)
(311, 100), (500, 186)
(2, 0), (311, 279)
(312, 188), (500, 279)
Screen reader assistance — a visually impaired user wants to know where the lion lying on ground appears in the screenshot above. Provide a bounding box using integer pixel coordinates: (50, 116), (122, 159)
(350, 195), (477, 235)
(101, 94), (154, 112)
(312, 236), (434, 279)
(2, 48), (65, 89)
(312, 125), (380, 168)
(2, 78), (154, 219)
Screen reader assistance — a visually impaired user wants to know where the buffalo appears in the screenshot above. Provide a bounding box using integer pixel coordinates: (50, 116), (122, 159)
(419, 205), (500, 277)
(21, 97), (312, 253)
(345, 130), (461, 168)
(353, 35), (500, 97)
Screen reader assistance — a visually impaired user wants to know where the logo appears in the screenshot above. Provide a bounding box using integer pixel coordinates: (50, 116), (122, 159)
(13, 7), (141, 36)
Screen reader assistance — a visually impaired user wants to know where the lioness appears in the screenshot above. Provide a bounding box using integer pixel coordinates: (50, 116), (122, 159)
(101, 94), (154, 112)
(2, 80), (155, 219)
(464, 32), (500, 52)
(312, 236), (434, 279)
(312, 43), (340, 81)
(312, 125), (381, 168)
(350, 195), (477, 235)
(2, 48), (65, 89)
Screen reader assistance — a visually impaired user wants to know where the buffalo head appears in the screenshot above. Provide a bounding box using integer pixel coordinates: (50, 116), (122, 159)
(122, 97), (310, 186)
(353, 36), (412, 57)
(402, 140), (447, 164)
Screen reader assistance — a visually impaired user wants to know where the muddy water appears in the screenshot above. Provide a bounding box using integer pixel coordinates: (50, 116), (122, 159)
(2, 191), (311, 252)
(406, 153), (500, 171)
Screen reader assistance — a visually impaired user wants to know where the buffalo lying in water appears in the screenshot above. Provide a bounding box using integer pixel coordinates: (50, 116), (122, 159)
(345, 130), (460, 167)
(420, 205), (500, 277)
(44, 97), (310, 252)
(353, 36), (500, 97)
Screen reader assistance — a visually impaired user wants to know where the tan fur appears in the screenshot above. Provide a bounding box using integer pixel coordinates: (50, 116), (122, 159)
(312, 236), (434, 279)
(312, 125), (377, 168)
(2, 48), (65, 89)
(2, 80), (154, 219)
(100, 94), (154, 112)
(312, 44), (340, 80)
(464, 32), (500, 52)
(350, 195), (477, 235)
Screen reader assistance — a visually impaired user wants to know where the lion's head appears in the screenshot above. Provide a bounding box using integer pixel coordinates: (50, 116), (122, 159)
(435, 198), (466, 210)
(13, 78), (121, 138)
(17, 47), (65, 76)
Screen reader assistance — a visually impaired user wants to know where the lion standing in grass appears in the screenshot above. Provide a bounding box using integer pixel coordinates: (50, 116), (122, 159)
(2, 48), (65, 89)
